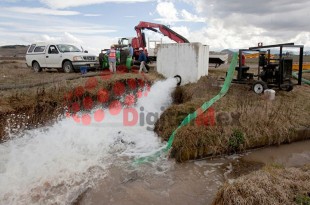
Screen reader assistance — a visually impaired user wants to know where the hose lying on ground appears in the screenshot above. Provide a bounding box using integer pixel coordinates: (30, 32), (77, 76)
(292, 70), (310, 85)
(134, 52), (239, 164)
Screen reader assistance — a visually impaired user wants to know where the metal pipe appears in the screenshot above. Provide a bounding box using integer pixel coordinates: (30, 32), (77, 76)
(174, 75), (182, 86)
(239, 50), (243, 68)
(249, 42), (294, 50)
(298, 46), (304, 85)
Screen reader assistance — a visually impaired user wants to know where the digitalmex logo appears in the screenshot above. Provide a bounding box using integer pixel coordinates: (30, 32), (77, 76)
(63, 65), (151, 127)
(63, 66), (241, 129)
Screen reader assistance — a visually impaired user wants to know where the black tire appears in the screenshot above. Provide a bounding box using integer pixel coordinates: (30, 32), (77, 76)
(285, 85), (293, 92)
(120, 50), (129, 65)
(32, 61), (42, 72)
(280, 80), (293, 92)
(145, 63), (150, 71)
(63, 61), (73, 73)
(99, 53), (104, 68)
(252, 81), (267, 94)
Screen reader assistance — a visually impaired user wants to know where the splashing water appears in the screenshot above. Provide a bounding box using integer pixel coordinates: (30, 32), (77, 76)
(0, 78), (177, 205)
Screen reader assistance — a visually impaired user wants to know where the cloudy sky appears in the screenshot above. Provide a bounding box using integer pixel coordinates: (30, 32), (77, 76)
(0, 0), (309, 54)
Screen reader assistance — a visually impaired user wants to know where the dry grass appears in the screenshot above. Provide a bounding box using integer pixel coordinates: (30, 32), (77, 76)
(155, 71), (310, 162)
(0, 84), (67, 140)
(212, 164), (310, 205)
(0, 60), (69, 85)
(0, 60), (162, 141)
(170, 125), (232, 162)
(303, 72), (310, 80)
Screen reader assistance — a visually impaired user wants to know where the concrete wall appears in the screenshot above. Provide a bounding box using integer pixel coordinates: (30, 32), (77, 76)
(156, 43), (209, 85)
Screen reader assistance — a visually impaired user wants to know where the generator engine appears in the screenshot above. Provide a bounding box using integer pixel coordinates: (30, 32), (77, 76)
(258, 52), (293, 90)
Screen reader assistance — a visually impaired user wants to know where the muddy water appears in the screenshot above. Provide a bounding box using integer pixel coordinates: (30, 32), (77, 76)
(80, 140), (310, 205)
(78, 159), (226, 205)
(242, 140), (310, 168)
(1, 76), (309, 205)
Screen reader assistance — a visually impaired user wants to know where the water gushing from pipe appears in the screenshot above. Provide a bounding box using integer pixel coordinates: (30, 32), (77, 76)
(0, 78), (178, 205)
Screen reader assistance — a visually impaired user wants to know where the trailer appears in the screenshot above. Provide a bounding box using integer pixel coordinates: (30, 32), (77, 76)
(233, 43), (304, 94)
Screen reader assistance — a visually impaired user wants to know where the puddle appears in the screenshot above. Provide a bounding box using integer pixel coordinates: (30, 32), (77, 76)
(79, 140), (310, 205)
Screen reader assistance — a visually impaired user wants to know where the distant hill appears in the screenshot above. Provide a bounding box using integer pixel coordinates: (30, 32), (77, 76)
(220, 48), (310, 56)
(0, 45), (28, 49)
(0, 45), (29, 58)
(220, 49), (233, 54)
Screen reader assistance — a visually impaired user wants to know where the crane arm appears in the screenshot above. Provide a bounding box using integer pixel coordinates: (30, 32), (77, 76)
(134, 21), (189, 47)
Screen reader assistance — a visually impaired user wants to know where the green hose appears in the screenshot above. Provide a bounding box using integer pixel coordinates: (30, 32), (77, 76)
(126, 56), (132, 70)
(292, 70), (310, 85)
(134, 52), (239, 164)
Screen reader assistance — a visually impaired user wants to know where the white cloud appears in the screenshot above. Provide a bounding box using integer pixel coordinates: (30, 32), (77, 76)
(3, 7), (80, 16)
(186, 18), (277, 50)
(34, 32), (83, 44)
(70, 34), (118, 54)
(2, 0), (309, 52)
(0, 20), (116, 35)
(0, 8), (116, 35)
(186, 0), (310, 49)
(180, 9), (205, 22)
(0, 30), (116, 54)
(181, 0), (207, 14)
(84, 14), (102, 17)
(153, 0), (310, 50)
(155, 1), (206, 24)
(155, 2), (178, 24)
(289, 32), (310, 48)
(0, 8), (118, 53)
(171, 26), (190, 39)
(39, 0), (153, 9)
(0, 32), (83, 46)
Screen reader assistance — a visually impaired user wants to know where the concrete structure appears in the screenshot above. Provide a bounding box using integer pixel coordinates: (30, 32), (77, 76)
(156, 43), (209, 85)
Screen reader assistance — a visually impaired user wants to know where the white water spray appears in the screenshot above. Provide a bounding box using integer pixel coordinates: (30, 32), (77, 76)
(0, 78), (177, 205)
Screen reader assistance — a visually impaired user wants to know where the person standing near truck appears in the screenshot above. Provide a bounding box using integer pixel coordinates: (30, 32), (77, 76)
(138, 47), (148, 73)
(106, 45), (117, 73)
(128, 43), (134, 58)
(125, 44), (134, 72)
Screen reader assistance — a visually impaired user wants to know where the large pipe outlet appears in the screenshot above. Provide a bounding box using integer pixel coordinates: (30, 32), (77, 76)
(174, 75), (182, 86)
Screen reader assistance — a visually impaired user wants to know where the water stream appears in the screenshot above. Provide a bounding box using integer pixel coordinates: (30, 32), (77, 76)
(0, 78), (309, 205)
(0, 78), (177, 204)
(78, 140), (310, 205)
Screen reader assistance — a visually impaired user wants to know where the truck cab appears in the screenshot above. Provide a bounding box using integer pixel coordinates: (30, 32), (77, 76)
(26, 42), (99, 73)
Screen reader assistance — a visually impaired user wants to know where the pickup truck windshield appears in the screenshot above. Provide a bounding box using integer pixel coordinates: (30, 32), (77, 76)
(56, 44), (81, 53)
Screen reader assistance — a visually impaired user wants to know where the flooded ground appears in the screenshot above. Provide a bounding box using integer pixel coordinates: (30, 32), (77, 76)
(1, 75), (309, 205)
(78, 158), (226, 205)
(79, 140), (310, 205)
(242, 140), (310, 168)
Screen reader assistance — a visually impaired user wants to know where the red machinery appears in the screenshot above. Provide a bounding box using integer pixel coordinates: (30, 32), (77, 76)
(117, 21), (189, 60)
(133, 21), (189, 47)
(101, 21), (227, 68)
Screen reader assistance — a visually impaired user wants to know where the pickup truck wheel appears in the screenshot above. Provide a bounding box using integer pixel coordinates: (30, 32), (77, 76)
(33, 61), (42, 72)
(63, 61), (74, 73)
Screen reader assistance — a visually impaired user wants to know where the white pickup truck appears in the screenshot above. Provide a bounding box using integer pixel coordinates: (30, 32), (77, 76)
(26, 42), (99, 73)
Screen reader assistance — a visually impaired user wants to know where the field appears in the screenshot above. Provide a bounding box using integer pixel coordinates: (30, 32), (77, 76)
(0, 48), (310, 205)
(1, 55), (310, 149)
(155, 62), (310, 162)
(0, 59), (163, 141)
(213, 164), (310, 205)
